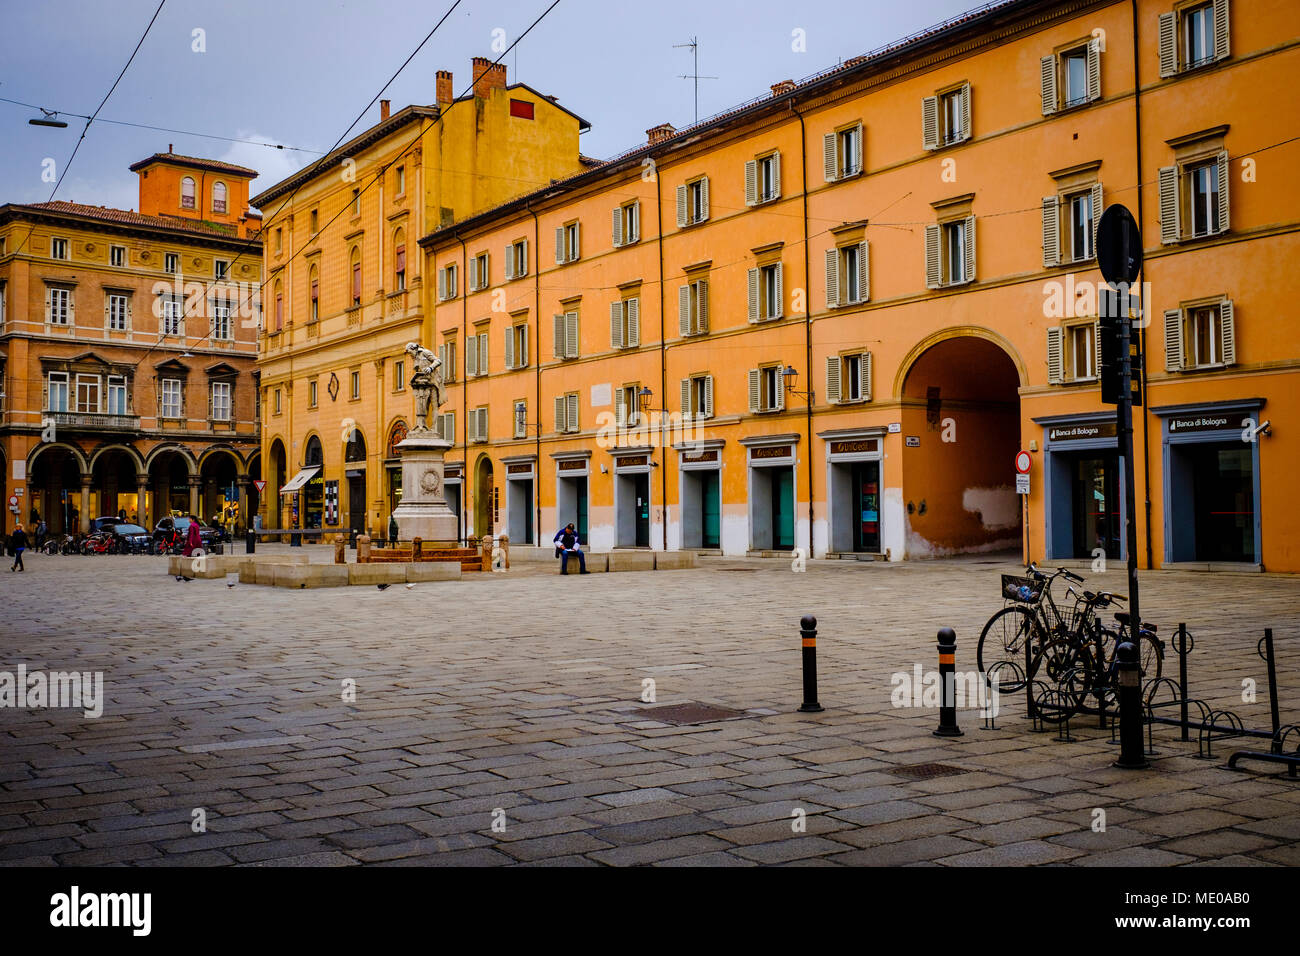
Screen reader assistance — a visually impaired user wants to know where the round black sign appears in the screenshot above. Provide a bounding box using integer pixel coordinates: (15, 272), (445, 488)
(1096, 204), (1143, 287)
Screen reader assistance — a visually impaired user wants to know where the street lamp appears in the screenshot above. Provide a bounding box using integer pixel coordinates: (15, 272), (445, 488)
(635, 387), (667, 549)
(29, 109), (68, 128)
(783, 364), (813, 403)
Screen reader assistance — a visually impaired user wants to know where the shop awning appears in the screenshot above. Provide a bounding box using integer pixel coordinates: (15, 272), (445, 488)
(279, 466), (320, 495)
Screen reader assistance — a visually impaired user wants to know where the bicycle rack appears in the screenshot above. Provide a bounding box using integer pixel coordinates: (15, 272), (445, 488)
(981, 661), (1025, 732)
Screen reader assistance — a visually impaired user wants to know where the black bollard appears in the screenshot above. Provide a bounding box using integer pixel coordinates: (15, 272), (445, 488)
(1113, 641), (1149, 769)
(933, 627), (964, 737)
(798, 615), (823, 713)
(1176, 623), (1190, 741)
(245, 529), (256, 555)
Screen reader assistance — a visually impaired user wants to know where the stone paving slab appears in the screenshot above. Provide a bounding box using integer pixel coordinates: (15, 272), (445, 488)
(0, 547), (1297, 866)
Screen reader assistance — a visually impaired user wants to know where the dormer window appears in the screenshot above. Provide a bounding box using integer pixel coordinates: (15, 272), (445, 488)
(212, 181), (227, 214)
(181, 177), (196, 210)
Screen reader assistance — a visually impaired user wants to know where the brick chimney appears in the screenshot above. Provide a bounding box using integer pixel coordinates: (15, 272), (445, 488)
(771, 80), (796, 96)
(380, 99), (391, 121)
(436, 70), (454, 107)
(471, 56), (507, 98)
(647, 123), (677, 145)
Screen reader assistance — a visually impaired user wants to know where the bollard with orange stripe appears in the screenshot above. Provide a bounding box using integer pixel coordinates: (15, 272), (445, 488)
(798, 614), (824, 713)
(933, 627), (964, 737)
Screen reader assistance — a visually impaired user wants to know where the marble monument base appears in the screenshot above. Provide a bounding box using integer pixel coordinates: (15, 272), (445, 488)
(391, 431), (459, 543)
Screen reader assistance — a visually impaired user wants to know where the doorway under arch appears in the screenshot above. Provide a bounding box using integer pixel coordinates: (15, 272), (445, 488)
(474, 455), (494, 539)
(268, 439), (287, 527)
(899, 333), (1023, 558)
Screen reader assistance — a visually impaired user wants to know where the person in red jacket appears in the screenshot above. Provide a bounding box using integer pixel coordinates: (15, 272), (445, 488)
(183, 516), (203, 557)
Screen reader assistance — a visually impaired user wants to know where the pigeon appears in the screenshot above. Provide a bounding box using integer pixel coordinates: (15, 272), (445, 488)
(376, 583), (390, 591)
(404, 583), (415, 590)
(175, 575), (192, 582)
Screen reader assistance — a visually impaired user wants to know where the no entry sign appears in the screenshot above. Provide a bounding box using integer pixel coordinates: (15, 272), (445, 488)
(1015, 451), (1032, 474)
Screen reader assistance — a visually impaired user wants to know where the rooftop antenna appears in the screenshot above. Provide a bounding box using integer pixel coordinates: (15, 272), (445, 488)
(674, 36), (718, 125)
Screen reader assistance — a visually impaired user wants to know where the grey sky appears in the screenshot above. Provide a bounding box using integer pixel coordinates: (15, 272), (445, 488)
(1, 0), (977, 214)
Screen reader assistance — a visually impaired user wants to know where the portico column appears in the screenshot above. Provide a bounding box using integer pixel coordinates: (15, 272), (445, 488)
(136, 474), (150, 527)
(79, 475), (92, 532)
(236, 476), (251, 534)
(188, 475), (201, 518)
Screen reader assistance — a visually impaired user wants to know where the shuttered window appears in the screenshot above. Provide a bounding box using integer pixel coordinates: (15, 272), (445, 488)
(1166, 300), (1235, 370)
(746, 152), (781, 205)
(747, 367), (784, 413)
(680, 375), (714, 418)
(678, 280), (709, 336)
(1159, 0), (1230, 77)
(610, 298), (640, 348)
(927, 218), (975, 287)
(612, 202), (640, 247)
(676, 178), (709, 226)
(552, 312), (580, 359)
(826, 353), (872, 403)
(825, 243), (868, 308)
(748, 264), (784, 321)
(1159, 151), (1229, 243)
(925, 85), (971, 148)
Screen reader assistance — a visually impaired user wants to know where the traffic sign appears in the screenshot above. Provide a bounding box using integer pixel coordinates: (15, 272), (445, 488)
(1015, 474), (1030, 495)
(253, 480), (267, 493)
(7, 495), (16, 507)
(1015, 451), (1031, 474)
(1097, 204), (1143, 288)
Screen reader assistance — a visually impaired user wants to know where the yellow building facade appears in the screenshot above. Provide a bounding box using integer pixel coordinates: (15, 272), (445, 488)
(419, 0), (1300, 571)
(254, 59), (592, 534)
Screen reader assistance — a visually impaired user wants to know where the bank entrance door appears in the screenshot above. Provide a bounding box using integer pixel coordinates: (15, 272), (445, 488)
(701, 471), (720, 549)
(634, 473), (650, 548)
(1189, 443), (1254, 563)
(851, 462), (880, 553)
(1069, 455), (1120, 559)
(348, 473), (366, 536)
(772, 469), (794, 551)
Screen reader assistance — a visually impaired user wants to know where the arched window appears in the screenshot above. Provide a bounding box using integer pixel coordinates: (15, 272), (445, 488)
(309, 265), (319, 322)
(180, 177), (196, 210)
(212, 181), (227, 214)
(304, 435), (323, 467)
(387, 421), (408, 459)
(393, 229), (406, 292)
(350, 248), (361, 307)
(345, 428), (367, 463)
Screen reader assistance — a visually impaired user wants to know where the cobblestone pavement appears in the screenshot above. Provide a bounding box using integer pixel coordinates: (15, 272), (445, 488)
(1, 545), (1297, 867)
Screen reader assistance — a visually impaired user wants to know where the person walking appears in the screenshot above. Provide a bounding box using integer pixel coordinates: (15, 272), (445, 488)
(183, 516), (203, 557)
(388, 514), (398, 548)
(10, 522), (29, 572)
(34, 519), (47, 550)
(557, 523), (589, 575)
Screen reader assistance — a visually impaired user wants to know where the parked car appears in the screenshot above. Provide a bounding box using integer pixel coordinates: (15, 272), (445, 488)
(111, 523), (153, 554)
(153, 516), (220, 554)
(88, 516), (122, 534)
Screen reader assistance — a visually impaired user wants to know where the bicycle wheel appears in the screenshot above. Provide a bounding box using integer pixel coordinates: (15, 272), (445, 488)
(977, 606), (1043, 693)
(1137, 634), (1163, 681)
(1032, 638), (1094, 724)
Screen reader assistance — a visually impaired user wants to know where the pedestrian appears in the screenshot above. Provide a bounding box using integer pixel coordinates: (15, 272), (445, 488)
(118, 507), (127, 523)
(388, 513), (398, 547)
(552, 523), (569, 558)
(558, 523), (589, 575)
(10, 522), (28, 572)
(34, 519), (47, 550)
(183, 515), (203, 557)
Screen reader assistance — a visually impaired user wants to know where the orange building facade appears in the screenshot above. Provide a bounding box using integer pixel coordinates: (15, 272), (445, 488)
(420, 0), (1300, 571)
(0, 152), (264, 535)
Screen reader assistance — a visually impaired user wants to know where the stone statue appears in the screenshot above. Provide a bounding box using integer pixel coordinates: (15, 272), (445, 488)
(406, 342), (445, 433)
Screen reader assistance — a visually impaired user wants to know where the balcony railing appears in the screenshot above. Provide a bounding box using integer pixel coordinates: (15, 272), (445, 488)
(45, 410), (141, 431)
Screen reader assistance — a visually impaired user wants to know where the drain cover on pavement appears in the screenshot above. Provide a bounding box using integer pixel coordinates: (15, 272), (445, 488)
(886, 763), (972, 779)
(641, 703), (750, 725)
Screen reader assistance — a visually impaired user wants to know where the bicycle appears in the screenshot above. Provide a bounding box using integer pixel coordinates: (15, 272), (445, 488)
(977, 565), (1083, 682)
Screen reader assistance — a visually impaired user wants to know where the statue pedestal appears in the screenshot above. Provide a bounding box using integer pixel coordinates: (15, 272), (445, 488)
(392, 431), (458, 544)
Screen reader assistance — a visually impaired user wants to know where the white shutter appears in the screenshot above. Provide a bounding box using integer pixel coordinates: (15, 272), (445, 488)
(853, 124), (864, 173)
(925, 224), (941, 288)
(565, 311), (579, 358)
(772, 152), (781, 197)
(824, 249), (839, 309)
(437, 343), (447, 371)
(514, 403), (526, 439)
(1213, 0), (1230, 61)
(681, 378), (692, 417)
(567, 393), (578, 432)
(774, 263), (784, 317)
(823, 132), (838, 182)
(863, 352), (873, 402)
(745, 159), (758, 206)
(468, 256), (478, 291)
(438, 268), (447, 300)
(555, 395), (566, 433)
(678, 285), (690, 336)
(1158, 12), (1177, 78)
(553, 314), (565, 359)
(610, 301), (624, 349)
(1220, 299), (1235, 364)
(629, 202), (639, 242)
(700, 177), (709, 221)
(447, 341), (456, 381)
(747, 268), (759, 322)
(478, 332), (488, 373)
(482, 253), (489, 289)
(615, 388), (626, 427)
(1040, 55), (1057, 115)
(1091, 183), (1104, 256)
(555, 226), (565, 264)
(964, 215), (976, 282)
(67, 290), (75, 323)
(104, 296), (111, 328)
(959, 84), (972, 142)
(1216, 150), (1230, 234)
(504, 245), (513, 281)
(1158, 165), (1181, 244)
(611, 207), (623, 248)
(857, 241), (869, 301)
(627, 298), (639, 347)
(1042, 197), (1060, 267)
(825, 356), (841, 404)
(1086, 38), (1101, 102)
(774, 373), (785, 411)
(747, 369), (761, 413)
(703, 375), (713, 418)
(520, 325), (528, 368)
(466, 335), (478, 376)
(922, 96), (939, 150)
(520, 239), (529, 276)
(1047, 327), (1064, 384)
(1164, 308), (1184, 371)
(504, 327), (514, 369)
(697, 280), (708, 332)
(676, 185), (688, 227)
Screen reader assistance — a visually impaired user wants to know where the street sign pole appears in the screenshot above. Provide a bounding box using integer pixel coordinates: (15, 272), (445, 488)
(1117, 285), (1140, 632)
